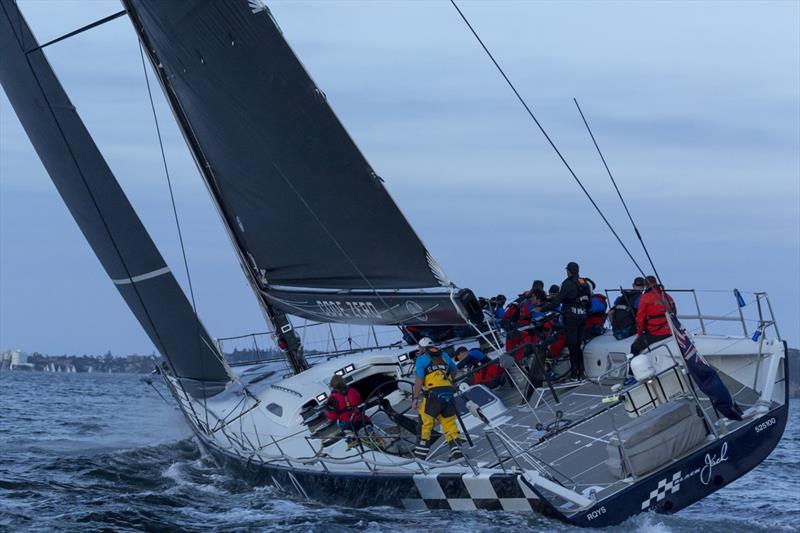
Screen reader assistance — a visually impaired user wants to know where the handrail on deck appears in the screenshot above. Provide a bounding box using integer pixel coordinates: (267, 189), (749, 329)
(604, 288), (781, 340)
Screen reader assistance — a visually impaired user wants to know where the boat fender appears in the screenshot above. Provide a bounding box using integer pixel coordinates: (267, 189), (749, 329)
(630, 353), (656, 381)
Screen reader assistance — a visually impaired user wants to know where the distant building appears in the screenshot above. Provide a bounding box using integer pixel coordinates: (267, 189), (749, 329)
(7, 350), (34, 371)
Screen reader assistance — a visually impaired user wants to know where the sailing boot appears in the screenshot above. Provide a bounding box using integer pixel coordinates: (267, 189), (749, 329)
(344, 430), (358, 449)
(413, 440), (430, 460)
(448, 440), (464, 462)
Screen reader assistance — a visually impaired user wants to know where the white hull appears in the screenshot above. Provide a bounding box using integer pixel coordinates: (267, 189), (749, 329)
(160, 327), (788, 526)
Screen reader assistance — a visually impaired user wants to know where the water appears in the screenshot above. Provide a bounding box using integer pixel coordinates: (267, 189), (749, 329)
(1, 372), (798, 532)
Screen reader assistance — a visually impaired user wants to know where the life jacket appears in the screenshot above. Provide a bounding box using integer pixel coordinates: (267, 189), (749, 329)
(517, 301), (533, 327)
(326, 387), (365, 424)
(423, 350), (454, 390)
(505, 330), (532, 362)
(474, 361), (504, 385)
(561, 277), (592, 317)
(585, 293), (608, 329)
(547, 333), (567, 357)
(637, 287), (676, 337)
(611, 291), (640, 339)
(501, 303), (520, 331)
(590, 293), (608, 314)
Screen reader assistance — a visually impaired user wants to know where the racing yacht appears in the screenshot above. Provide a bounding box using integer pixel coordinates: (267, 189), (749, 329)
(0, 0), (789, 526)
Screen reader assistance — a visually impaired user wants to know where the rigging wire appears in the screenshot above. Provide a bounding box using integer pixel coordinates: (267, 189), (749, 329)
(573, 98), (663, 283)
(137, 43), (198, 322)
(449, 0), (647, 277)
(137, 42), (210, 416)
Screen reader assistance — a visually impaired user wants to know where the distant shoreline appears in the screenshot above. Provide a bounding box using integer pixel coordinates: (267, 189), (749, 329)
(4, 348), (798, 397)
(0, 352), (158, 374)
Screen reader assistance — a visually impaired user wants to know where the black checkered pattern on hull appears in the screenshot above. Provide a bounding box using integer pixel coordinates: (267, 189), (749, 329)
(641, 471), (681, 510)
(402, 473), (540, 511)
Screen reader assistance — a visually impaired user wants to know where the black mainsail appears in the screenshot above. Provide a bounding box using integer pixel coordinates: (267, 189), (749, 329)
(0, 0), (232, 398)
(123, 0), (477, 330)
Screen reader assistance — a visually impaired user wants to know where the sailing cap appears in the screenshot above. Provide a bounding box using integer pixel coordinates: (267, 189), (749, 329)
(566, 261), (580, 275)
(418, 337), (435, 349)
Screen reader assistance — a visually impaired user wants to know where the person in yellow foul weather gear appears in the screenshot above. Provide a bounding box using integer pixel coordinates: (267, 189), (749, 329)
(411, 337), (463, 461)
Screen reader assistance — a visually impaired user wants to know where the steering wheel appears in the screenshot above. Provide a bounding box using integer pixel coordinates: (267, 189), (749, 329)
(357, 378), (418, 452)
(361, 378), (415, 415)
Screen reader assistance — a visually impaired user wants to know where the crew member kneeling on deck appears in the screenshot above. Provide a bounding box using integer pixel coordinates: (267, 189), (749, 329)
(327, 375), (377, 445)
(411, 338), (463, 461)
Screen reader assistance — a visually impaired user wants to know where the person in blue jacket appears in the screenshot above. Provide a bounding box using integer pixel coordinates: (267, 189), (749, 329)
(454, 346), (488, 371)
(411, 338), (462, 460)
(493, 295), (506, 320)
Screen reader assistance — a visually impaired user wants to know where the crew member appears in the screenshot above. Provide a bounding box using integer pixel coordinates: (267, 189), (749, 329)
(583, 278), (608, 340)
(493, 295), (507, 320)
(609, 277), (645, 339)
(547, 284), (561, 304)
(630, 276), (676, 356)
(524, 289), (547, 327)
(454, 346), (488, 371)
(411, 338), (463, 461)
(501, 298), (522, 332)
(537, 262), (592, 380)
(473, 360), (506, 389)
(326, 375), (373, 436)
(517, 291), (534, 327)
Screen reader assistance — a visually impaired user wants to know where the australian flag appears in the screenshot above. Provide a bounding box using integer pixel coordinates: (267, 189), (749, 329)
(667, 313), (743, 421)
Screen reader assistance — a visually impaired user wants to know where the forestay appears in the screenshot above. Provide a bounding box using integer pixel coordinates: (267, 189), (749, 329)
(124, 0), (469, 326)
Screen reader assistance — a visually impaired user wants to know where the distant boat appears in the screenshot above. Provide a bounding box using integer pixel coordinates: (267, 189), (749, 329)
(0, 1), (789, 526)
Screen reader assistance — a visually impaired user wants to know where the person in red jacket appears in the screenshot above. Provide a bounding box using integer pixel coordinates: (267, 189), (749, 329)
(630, 276), (676, 355)
(326, 375), (371, 434)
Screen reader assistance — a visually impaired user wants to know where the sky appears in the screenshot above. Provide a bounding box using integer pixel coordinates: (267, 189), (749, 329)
(1, 0), (798, 355)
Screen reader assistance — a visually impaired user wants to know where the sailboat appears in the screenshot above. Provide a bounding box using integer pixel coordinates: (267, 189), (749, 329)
(0, 0), (789, 527)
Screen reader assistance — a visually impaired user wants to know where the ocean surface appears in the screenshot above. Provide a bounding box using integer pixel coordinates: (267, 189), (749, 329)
(1, 371), (797, 532)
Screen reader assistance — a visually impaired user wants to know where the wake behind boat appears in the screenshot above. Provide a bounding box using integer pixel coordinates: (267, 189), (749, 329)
(0, 0), (789, 527)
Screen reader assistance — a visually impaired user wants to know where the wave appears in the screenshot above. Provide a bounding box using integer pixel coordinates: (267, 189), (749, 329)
(2, 374), (798, 532)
